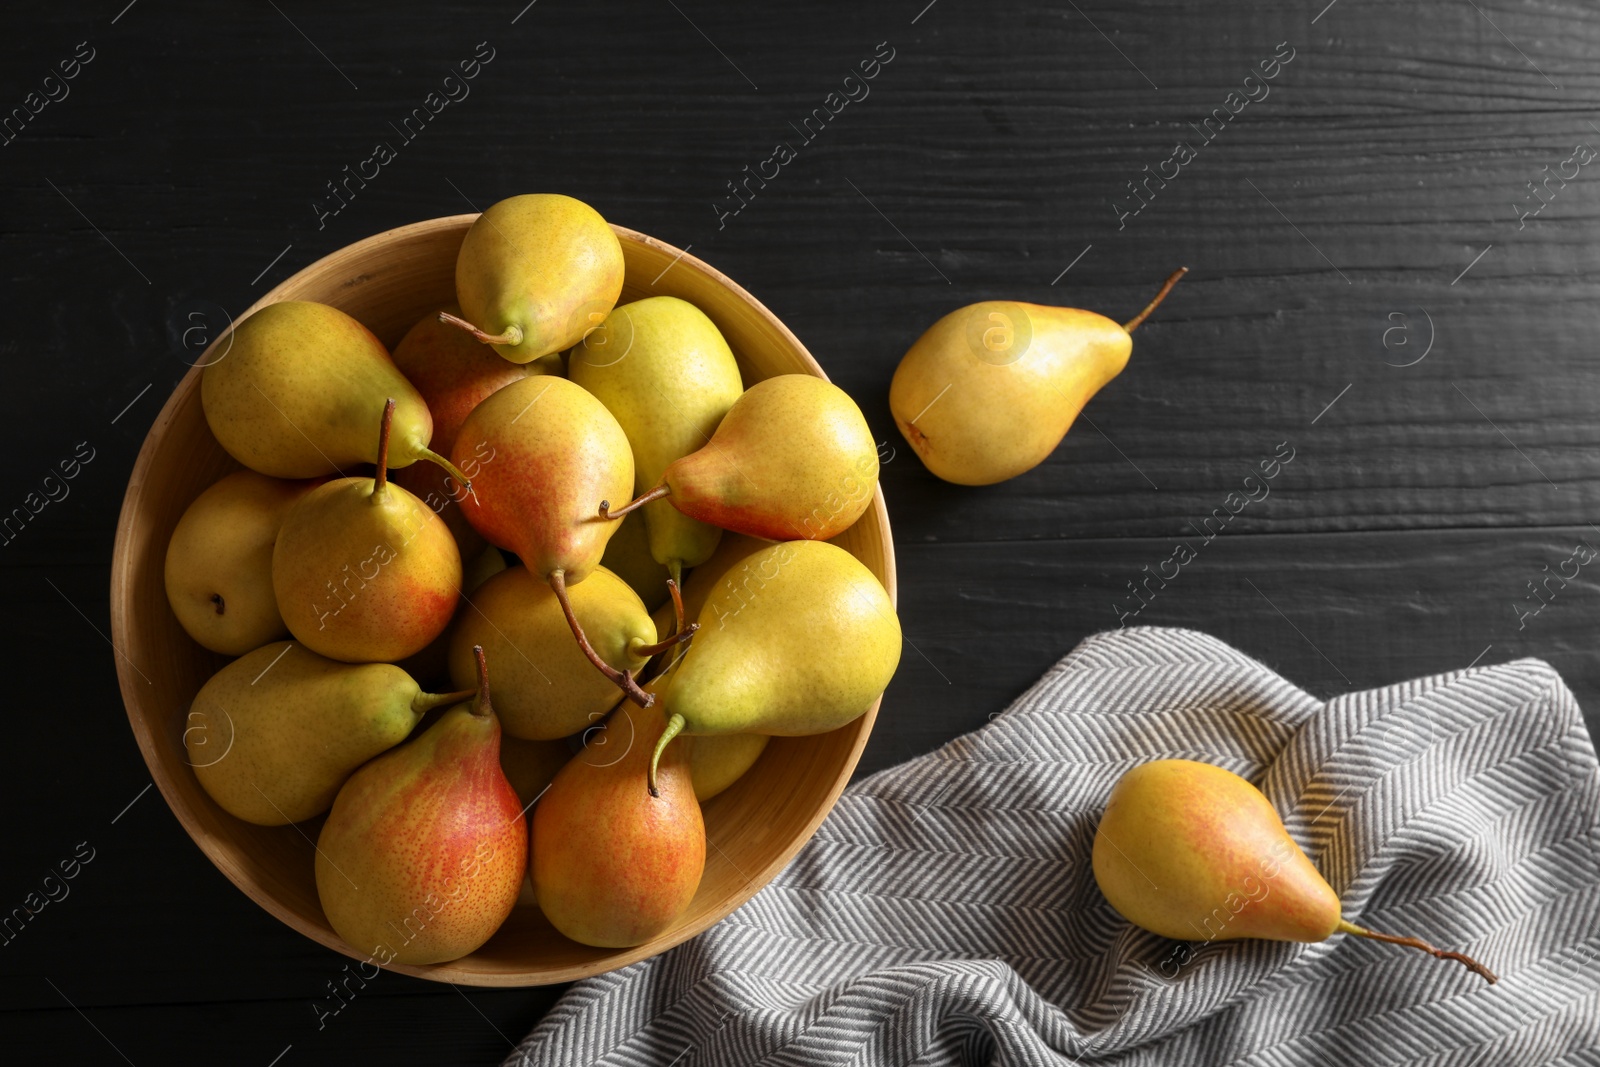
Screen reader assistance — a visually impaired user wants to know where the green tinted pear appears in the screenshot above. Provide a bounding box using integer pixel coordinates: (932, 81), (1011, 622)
(201, 300), (467, 483)
(185, 641), (470, 825)
(650, 540), (900, 791)
(570, 297), (743, 583)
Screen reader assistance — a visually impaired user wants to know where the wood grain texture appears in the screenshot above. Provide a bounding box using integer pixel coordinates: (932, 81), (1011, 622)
(2, 0), (1597, 1061)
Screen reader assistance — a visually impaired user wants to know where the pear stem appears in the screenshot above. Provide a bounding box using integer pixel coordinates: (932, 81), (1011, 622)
(599, 483), (670, 521)
(630, 620), (699, 659)
(548, 569), (654, 708)
(438, 311), (524, 348)
(469, 644), (493, 718)
(641, 576), (695, 677)
(1336, 918), (1498, 984)
(415, 446), (474, 498)
(1122, 267), (1189, 333)
(373, 398), (395, 495)
(667, 573), (686, 637)
(648, 712), (686, 798)
(410, 687), (475, 714)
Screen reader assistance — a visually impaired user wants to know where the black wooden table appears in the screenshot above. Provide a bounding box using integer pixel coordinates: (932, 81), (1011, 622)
(4, 1), (1596, 1062)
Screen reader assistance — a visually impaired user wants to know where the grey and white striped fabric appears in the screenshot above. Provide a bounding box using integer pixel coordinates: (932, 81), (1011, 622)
(506, 627), (1600, 1066)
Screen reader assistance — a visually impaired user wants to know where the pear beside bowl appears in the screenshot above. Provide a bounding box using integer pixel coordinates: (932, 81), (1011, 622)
(109, 215), (896, 986)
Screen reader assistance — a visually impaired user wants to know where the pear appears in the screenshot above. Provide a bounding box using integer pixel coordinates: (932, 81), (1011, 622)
(185, 641), (470, 825)
(442, 193), (625, 368)
(390, 305), (533, 557)
(1092, 759), (1496, 983)
(201, 300), (469, 484)
(650, 540), (900, 792)
(164, 470), (314, 655)
(273, 400), (462, 663)
(687, 733), (769, 802)
(889, 269), (1186, 486)
(453, 375), (676, 706)
(532, 697), (705, 948)
(603, 375), (878, 543)
(569, 297), (744, 581)
(316, 646), (526, 966)
(448, 565), (684, 740)
(601, 510), (673, 612)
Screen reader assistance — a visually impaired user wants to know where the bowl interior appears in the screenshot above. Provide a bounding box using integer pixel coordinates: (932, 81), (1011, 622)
(110, 216), (895, 985)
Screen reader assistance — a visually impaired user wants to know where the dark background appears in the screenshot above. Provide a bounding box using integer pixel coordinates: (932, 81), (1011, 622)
(4, 0), (1597, 1063)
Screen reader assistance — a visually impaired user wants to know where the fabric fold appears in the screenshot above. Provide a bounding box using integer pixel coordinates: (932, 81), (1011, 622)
(507, 628), (1600, 1066)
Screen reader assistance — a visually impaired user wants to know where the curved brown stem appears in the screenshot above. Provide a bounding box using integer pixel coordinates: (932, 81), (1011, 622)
(469, 644), (494, 718)
(373, 398), (395, 495)
(630, 630), (698, 659)
(548, 569), (653, 708)
(598, 483), (670, 520)
(1123, 267), (1188, 332)
(438, 311), (524, 347)
(667, 574), (685, 637)
(627, 588), (697, 662)
(1337, 919), (1497, 984)
(627, 575), (697, 668)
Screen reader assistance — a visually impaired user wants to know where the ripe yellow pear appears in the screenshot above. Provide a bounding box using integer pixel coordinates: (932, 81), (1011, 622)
(164, 470), (314, 655)
(604, 375), (878, 543)
(570, 297), (744, 581)
(443, 193), (624, 368)
(1093, 759), (1496, 983)
(201, 300), (467, 483)
(272, 401), (462, 663)
(448, 565), (683, 740)
(185, 641), (470, 825)
(889, 269), (1186, 486)
(650, 540), (900, 792)
(316, 647), (526, 966)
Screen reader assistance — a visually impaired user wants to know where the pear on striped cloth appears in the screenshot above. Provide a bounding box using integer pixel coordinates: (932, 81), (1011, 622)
(1092, 759), (1497, 983)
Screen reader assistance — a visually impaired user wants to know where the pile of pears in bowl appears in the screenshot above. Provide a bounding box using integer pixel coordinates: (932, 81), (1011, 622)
(110, 194), (900, 985)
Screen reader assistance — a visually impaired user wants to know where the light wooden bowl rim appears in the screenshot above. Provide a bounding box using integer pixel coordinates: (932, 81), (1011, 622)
(109, 214), (896, 985)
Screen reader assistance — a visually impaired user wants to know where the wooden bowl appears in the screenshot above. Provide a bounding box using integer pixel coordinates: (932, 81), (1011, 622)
(109, 215), (895, 986)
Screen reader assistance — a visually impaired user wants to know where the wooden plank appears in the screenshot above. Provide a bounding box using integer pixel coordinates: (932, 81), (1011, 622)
(2, 0), (1599, 1058)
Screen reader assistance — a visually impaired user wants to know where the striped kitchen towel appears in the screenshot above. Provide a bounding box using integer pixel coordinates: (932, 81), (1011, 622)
(506, 627), (1600, 1066)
